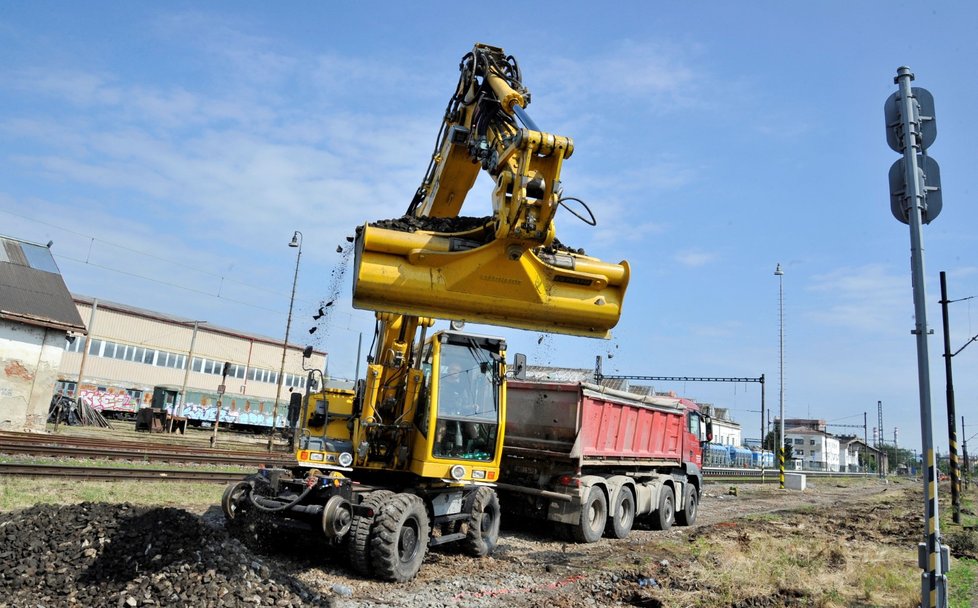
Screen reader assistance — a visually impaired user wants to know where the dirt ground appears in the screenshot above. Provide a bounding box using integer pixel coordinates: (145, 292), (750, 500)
(201, 476), (958, 608)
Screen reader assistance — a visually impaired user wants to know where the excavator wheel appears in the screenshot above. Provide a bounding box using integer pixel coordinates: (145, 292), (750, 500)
(462, 486), (500, 557)
(370, 493), (430, 582)
(347, 490), (394, 576)
(221, 481), (252, 524)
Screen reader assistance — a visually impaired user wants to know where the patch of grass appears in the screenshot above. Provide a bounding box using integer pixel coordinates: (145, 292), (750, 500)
(947, 557), (976, 608)
(0, 478), (224, 512)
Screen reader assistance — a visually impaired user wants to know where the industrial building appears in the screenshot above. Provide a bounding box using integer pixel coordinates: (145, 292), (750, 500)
(56, 295), (326, 430)
(0, 235), (86, 431)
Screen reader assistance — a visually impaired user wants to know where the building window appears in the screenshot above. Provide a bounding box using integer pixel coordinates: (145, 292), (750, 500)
(88, 339), (103, 356)
(64, 336), (86, 353)
(794, 438), (804, 445)
(810, 439), (816, 445)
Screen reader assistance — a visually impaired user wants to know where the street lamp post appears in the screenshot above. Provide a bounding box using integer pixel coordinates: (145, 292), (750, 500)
(271, 231), (302, 446)
(775, 263), (785, 490)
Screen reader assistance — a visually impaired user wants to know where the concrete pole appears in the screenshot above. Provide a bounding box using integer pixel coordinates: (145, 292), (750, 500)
(171, 320), (201, 433)
(75, 299), (98, 402)
(894, 66), (947, 608)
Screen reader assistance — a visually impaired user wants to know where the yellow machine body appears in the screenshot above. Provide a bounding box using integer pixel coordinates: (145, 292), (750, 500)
(295, 330), (506, 484)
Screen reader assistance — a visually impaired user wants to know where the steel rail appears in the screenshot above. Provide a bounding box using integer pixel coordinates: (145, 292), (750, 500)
(0, 442), (293, 467)
(0, 462), (248, 483)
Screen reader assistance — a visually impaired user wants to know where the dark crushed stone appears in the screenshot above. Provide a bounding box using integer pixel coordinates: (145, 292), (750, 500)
(0, 502), (330, 608)
(369, 215), (493, 234)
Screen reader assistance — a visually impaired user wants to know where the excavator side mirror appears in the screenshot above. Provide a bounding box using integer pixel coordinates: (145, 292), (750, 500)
(512, 353), (527, 380)
(303, 345), (314, 359)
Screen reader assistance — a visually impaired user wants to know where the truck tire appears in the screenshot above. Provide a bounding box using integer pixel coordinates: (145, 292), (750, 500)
(463, 486), (501, 557)
(675, 485), (698, 526)
(651, 485), (675, 531)
(348, 490), (394, 576)
(571, 486), (607, 543)
(606, 486), (635, 539)
(371, 493), (430, 582)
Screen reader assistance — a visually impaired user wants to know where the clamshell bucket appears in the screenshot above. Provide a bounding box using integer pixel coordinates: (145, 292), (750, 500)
(352, 223), (629, 338)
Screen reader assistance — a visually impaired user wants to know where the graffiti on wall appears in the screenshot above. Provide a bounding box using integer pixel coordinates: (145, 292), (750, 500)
(63, 382), (286, 429)
(78, 388), (140, 413)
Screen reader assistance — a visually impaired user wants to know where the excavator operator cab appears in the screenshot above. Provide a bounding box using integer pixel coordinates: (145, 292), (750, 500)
(412, 331), (507, 479)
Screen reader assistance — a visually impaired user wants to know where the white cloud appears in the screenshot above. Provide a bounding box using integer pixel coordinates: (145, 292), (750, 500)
(536, 39), (703, 110)
(675, 250), (717, 268)
(805, 264), (908, 333)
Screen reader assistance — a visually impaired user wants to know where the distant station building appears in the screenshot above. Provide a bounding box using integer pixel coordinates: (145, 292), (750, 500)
(56, 295), (327, 430)
(698, 404), (743, 447)
(0, 236), (86, 432)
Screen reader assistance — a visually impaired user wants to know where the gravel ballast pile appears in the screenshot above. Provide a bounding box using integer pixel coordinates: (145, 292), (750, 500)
(0, 502), (329, 608)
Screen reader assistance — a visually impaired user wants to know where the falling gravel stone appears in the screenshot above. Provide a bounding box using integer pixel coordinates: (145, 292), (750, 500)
(330, 584), (352, 597)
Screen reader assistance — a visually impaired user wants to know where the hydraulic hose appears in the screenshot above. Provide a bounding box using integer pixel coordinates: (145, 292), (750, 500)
(247, 482), (317, 513)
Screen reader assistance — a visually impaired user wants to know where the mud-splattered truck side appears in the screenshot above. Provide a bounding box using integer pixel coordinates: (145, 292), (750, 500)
(497, 380), (711, 542)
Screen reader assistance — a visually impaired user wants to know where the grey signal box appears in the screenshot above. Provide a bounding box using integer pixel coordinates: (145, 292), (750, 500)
(884, 80), (941, 225)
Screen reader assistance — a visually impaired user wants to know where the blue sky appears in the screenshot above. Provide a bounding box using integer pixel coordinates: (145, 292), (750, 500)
(2, 2), (977, 453)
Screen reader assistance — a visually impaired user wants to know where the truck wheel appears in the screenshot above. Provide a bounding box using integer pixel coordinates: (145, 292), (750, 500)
(675, 485), (698, 526)
(463, 486), (501, 557)
(571, 486), (607, 543)
(371, 493), (430, 582)
(348, 490), (394, 576)
(606, 486), (635, 539)
(652, 486), (675, 531)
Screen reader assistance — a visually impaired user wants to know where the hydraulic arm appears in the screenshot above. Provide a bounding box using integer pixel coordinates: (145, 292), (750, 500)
(353, 43), (629, 339)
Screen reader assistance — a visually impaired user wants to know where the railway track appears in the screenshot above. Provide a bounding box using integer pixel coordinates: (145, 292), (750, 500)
(703, 466), (874, 484)
(0, 431), (294, 467)
(0, 432), (876, 485)
(0, 462), (248, 483)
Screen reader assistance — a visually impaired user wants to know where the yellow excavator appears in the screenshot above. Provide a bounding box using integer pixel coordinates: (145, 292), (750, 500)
(221, 43), (630, 582)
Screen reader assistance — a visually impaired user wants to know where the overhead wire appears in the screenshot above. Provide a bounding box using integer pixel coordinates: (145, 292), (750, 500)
(1, 206), (369, 329)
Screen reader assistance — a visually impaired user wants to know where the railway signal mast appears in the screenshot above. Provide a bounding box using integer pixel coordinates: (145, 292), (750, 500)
(884, 66), (948, 608)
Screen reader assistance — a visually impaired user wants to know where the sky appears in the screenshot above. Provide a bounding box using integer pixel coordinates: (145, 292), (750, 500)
(2, 2), (977, 454)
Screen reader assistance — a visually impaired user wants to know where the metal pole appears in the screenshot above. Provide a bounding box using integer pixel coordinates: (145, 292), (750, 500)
(211, 363), (229, 447)
(938, 271), (961, 523)
(963, 417), (970, 490)
(760, 373), (765, 470)
(272, 231), (302, 442)
(775, 263), (785, 489)
(879, 401), (886, 479)
(895, 66), (947, 608)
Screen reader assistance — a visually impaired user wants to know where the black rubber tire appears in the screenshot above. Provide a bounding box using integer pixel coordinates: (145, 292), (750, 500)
(463, 487), (501, 557)
(571, 486), (607, 543)
(675, 484), (698, 527)
(347, 490), (395, 576)
(605, 486), (635, 539)
(370, 493), (430, 582)
(652, 486), (675, 531)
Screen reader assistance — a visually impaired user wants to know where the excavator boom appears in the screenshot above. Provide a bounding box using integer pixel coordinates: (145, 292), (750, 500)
(353, 43), (629, 338)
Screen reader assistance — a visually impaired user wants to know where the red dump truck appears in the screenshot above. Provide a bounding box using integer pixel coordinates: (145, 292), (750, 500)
(497, 380), (711, 542)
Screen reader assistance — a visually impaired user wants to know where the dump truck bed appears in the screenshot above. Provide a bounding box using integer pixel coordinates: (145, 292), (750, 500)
(504, 380), (687, 465)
